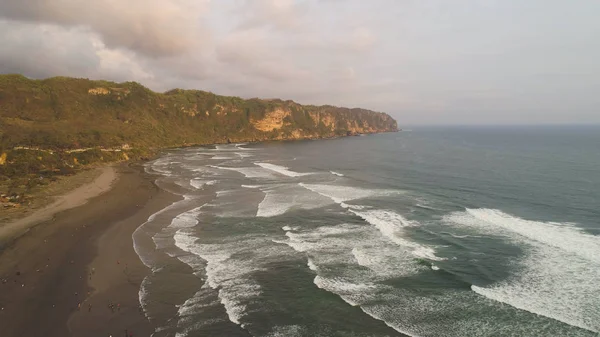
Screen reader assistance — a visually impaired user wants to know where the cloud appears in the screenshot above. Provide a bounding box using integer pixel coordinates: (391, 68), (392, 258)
(215, 30), (313, 82)
(0, 21), (100, 78)
(234, 0), (307, 31)
(1, 0), (599, 124)
(0, 20), (157, 84)
(0, 0), (210, 57)
(349, 27), (376, 51)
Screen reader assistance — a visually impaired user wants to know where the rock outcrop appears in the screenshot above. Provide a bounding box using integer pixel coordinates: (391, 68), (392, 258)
(0, 74), (398, 152)
(0, 74), (399, 200)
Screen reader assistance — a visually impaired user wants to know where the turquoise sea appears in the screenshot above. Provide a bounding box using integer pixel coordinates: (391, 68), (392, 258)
(134, 126), (600, 336)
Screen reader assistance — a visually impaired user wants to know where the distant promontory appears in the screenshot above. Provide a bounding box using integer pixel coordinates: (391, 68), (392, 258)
(0, 74), (398, 202)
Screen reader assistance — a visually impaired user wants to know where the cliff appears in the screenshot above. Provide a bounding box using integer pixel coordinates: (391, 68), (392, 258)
(0, 74), (398, 203)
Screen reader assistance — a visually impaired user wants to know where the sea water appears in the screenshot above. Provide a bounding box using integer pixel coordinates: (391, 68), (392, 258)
(133, 126), (600, 337)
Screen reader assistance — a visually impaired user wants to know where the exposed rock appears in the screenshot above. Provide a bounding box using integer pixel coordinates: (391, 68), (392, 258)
(0, 74), (399, 183)
(88, 88), (110, 95)
(252, 109), (291, 132)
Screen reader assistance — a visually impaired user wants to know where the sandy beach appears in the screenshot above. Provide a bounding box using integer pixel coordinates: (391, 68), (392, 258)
(0, 166), (117, 248)
(0, 163), (175, 337)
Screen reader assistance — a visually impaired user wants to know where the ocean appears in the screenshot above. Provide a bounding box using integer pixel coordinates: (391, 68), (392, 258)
(133, 126), (600, 337)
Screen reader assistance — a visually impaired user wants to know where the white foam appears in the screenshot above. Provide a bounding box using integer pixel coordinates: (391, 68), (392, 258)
(315, 275), (377, 293)
(445, 208), (600, 333)
(278, 223), (421, 294)
(149, 165), (173, 176)
(256, 185), (332, 217)
(235, 143), (257, 151)
(174, 232), (295, 327)
(299, 183), (400, 204)
(209, 165), (274, 179)
(236, 152), (254, 158)
(277, 222), (538, 337)
(314, 276), (377, 307)
(169, 207), (202, 229)
(178, 241), (258, 325)
(340, 202), (366, 210)
(147, 199), (182, 222)
(415, 203), (438, 211)
(256, 189), (291, 217)
(190, 179), (217, 190)
(133, 198), (191, 269)
(265, 325), (304, 337)
(351, 247), (372, 268)
(330, 171), (344, 177)
(152, 204), (206, 252)
(241, 184), (261, 189)
(211, 155), (234, 160)
(458, 208), (600, 263)
(176, 289), (221, 318)
(441, 232), (482, 239)
(148, 157), (176, 176)
(173, 230), (199, 251)
(349, 208), (444, 261)
(216, 190), (236, 197)
(255, 162), (312, 177)
(351, 246), (419, 277)
(283, 225), (363, 254)
(138, 276), (151, 315)
(192, 166), (223, 177)
(214, 144), (234, 151)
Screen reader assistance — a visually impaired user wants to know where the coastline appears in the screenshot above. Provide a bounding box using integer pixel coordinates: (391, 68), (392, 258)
(0, 163), (174, 337)
(0, 133), (399, 337)
(0, 166), (117, 248)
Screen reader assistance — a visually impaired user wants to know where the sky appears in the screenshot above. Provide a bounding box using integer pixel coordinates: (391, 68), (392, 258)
(0, 0), (599, 125)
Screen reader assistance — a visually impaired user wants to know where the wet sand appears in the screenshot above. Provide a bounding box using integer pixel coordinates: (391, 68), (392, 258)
(0, 163), (175, 337)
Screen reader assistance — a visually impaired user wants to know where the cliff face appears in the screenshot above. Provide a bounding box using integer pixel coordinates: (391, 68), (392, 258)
(0, 75), (397, 151)
(0, 74), (398, 200)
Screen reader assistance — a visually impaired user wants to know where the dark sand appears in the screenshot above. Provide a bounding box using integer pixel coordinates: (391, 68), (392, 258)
(0, 163), (176, 337)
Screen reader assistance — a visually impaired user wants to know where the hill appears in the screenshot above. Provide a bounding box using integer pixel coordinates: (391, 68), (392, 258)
(0, 74), (398, 205)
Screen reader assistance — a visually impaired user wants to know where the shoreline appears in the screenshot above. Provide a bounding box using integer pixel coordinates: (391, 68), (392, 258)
(0, 162), (174, 337)
(0, 134), (398, 336)
(0, 166), (117, 249)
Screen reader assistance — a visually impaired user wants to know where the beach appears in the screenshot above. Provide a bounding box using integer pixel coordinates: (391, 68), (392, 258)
(0, 163), (175, 337)
(131, 135), (598, 337)
(1, 129), (598, 337)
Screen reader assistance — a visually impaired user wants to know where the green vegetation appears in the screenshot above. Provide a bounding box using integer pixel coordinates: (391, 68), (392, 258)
(0, 74), (398, 205)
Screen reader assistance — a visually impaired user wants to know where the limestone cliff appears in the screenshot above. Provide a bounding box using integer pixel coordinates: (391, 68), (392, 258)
(0, 74), (398, 152)
(0, 74), (398, 193)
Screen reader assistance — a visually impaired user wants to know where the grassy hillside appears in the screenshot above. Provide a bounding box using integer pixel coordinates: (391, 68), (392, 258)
(0, 74), (398, 205)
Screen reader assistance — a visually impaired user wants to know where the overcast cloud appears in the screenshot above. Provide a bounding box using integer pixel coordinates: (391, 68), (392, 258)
(1, 0), (599, 125)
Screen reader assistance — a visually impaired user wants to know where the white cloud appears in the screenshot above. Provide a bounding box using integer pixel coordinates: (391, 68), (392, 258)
(0, 0), (211, 57)
(1, 0), (599, 124)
